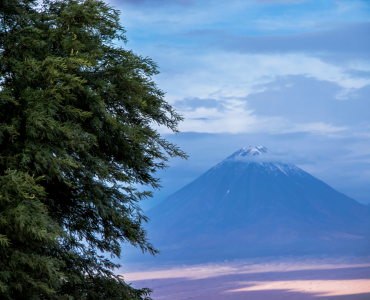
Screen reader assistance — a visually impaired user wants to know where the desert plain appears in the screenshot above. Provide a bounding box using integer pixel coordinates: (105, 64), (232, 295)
(122, 255), (370, 300)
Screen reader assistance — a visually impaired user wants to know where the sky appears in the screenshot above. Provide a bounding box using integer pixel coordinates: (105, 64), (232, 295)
(105, 0), (370, 208)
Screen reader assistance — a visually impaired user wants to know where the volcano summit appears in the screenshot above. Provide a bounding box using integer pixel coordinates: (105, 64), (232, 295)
(139, 147), (370, 262)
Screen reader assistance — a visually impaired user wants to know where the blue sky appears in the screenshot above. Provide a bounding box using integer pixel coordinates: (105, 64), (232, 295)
(106, 0), (370, 208)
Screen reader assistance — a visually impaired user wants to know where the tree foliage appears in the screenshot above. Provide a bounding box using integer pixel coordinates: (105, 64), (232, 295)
(0, 0), (186, 298)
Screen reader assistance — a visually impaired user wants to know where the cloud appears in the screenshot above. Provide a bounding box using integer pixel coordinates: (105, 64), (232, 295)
(177, 113), (347, 135)
(173, 97), (228, 112)
(243, 75), (370, 125)
(146, 45), (369, 137)
(165, 95), (348, 135)
(230, 151), (315, 165)
(156, 71), (368, 136)
(197, 22), (370, 56)
(155, 51), (370, 106)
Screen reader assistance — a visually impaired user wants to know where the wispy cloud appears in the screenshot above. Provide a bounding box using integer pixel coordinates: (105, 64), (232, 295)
(215, 23), (370, 56)
(157, 51), (369, 100)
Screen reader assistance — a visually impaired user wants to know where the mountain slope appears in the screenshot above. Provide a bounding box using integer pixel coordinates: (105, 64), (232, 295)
(140, 147), (370, 262)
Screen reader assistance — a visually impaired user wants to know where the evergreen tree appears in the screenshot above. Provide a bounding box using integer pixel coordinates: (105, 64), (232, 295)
(0, 0), (186, 299)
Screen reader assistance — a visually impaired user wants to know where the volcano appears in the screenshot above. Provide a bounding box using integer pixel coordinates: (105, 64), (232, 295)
(139, 147), (370, 262)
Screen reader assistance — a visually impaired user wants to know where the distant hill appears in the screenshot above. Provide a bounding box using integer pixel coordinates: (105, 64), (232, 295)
(126, 147), (370, 263)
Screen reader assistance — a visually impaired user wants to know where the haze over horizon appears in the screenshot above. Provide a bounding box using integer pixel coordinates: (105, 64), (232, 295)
(103, 0), (370, 209)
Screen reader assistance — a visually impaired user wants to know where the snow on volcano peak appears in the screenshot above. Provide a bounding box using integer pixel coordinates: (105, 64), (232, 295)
(220, 147), (306, 177)
(227, 146), (269, 159)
